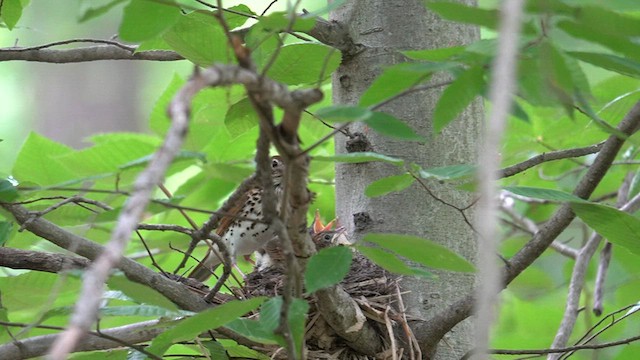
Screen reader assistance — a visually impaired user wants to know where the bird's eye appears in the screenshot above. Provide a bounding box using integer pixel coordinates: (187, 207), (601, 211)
(323, 234), (332, 241)
(272, 159), (279, 168)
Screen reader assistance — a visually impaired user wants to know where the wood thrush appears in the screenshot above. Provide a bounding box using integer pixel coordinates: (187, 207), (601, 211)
(188, 156), (285, 282)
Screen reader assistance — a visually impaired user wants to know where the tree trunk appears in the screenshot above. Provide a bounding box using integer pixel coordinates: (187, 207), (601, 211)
(331, 1), (482, 358)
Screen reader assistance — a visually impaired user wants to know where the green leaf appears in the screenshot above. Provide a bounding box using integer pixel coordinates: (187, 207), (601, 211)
(504, 186), (589, 203)
(149, 74), (185, 136)
(202, 341), (230, 360)
(78, 0), (127, 23)
(568, 52), (640, 79)
(99, 305), (189, 317)
(265, 43), (341, 85)
(13, 132), (76, 186)
(0, 221), (13, 246)
(163, 10), (229, 66)
(402, 46), (466, 61)
(315, 105), (372, 123)
(314, 152), (404, 165)
(433, 66), (484, 132)
(305, 246), (353, 293)
(0, 179), (18, 202)
(364, 112), (425, 141)
(361, 62), (458, 107)
(119, 0), (180, 42)
(356, 245), (432, 277)
(0, 0), (24, 29)
(419, 164), (476, 180)
(360, 64), (430, 107)
(572, 6), (640, 38)
(427, 1), (498, 30)
(107, 274), (178, 311)
(225, 318), (279, 345)
(55, 137), (160, 177)
(365, 173), (415, 198)
(572, 203), (640, 255)
(258, 11), (316, 32)
(147, 297), (266, 356)
(363, 233), (475, 272)
(558, 20), (640, 62)
(224, 98), (259, 137)
(288, 298), (309, 357)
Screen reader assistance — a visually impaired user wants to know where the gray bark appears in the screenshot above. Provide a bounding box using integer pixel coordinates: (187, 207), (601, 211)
(331, 1), (481, 358)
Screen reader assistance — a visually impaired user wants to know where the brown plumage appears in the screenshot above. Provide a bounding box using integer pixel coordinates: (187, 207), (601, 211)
(188, 156), (285, 282)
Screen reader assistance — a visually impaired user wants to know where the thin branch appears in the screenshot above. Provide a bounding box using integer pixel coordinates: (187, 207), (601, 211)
(490, 334), (640, 355)
(0, 320), (166, 360)
(0, 203), (208, 311)
(417, 101), (640, 354)
(0, 247), (90, 273)
(499, 199), (578, 259)
(499, 142), (605, 178)
(47, 67), (205, 359)
(473, 0), (525, 358)
(0, 45), (182, 63)
(548, 182), (640, 358)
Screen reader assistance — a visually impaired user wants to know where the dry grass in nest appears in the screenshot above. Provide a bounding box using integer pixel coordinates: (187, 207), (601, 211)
(242, 249), (421, 360)
(174, 248), (421, 359)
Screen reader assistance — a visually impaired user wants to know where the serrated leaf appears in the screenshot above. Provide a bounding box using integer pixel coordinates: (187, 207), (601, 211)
(202, 340), (230, 360)
(13, 132), (76, 186)
(0, 221), (13, 246)
(163, 10), (229, 66)
(433, 66), (484, 132)
(78, 0), (127, 23)
(288, 298), (309, 357)
(147, 297), (265, 356)
(419, 164), (476, 180)
(572, 203), (640, 255)
(364, 112), (425, 141)
(1, 0), (24, 29)
(558, 20), (640, 62)
(315, 105), (372, 123)
(305, 246), (353, 293)
(314, 152), (404, 165)
(107, 274), (178, 311)
(402, 46), (465, 61)
(355, 245), (432, 277)
(427, 1), (498, 30)
(259, 11), (316, 32)
(504, 186), (589, 203)
(55, 138), (159, 177)
(569, 52), (640, 78)
(224, 98), (259, 137)
(265, 43), (341, 85)
(360, 64), (430, 107)
(225, 318), (280, 344)
(363, 233), (475, 272)
(0, 179), (18, 202)
(119, 0), (180, 42)
(365, 173), (415, 198)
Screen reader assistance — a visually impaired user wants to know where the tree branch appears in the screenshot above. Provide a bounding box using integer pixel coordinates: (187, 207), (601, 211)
(0, 45), (182, 63)
(549, 187), (640, 358)
(0, 319), (165, 360)
(1, 203), (209, 312)
(46, 66), (206, 359)
(0, 247), (90, 273)
(474, 0), (525, 357)
(499, 142), (605, 179)
(416, 100), (640, 353)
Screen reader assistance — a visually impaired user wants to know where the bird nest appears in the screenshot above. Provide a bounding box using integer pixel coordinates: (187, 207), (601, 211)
(176, 248), (420, 359)
(242, 249), (419, 360)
